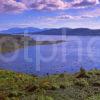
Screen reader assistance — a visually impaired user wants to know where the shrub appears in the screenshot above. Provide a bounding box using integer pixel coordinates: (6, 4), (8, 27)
(92, 81), (100, 87)
(40, 81), (51, 90)
(0, 93), (6, 100)
(59, 74), (65, 78)
(45, 96), (54, 100)
(25, 85), (39, 92)
(76, 67), (90, 78)
(60, 84), (66, 89)
(74, 79), (89, 87)
(86, 94), (100, 100)
(8, 91), (19, 97)
(36, 95), (54, 100)
(50, 84), (59, 90)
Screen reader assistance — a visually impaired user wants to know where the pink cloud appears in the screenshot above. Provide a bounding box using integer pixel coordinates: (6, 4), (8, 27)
(22, 0), (100, 11)
(45, 14), (95, 23)
(0, 0), (27, 13)
(22, 0), (71, 10)
(0, 0), (100, 13)
(73, 0), (99, 7)
(56, 14), (94, 20)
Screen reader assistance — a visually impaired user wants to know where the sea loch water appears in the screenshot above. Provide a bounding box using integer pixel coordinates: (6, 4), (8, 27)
(0, 35), (100, 75)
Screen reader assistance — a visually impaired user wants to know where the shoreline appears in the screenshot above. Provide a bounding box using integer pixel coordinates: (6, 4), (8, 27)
(0, 34), (65, 53)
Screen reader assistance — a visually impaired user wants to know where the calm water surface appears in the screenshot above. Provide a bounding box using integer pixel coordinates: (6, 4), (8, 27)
(0, 35), (100, 75)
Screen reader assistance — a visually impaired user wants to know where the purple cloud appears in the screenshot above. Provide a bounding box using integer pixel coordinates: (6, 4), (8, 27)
(0, 0), (27, 13)
(56, 14), (94, 20)
(0, 0), (100, 13)
(23, 0), (100, 10)
(73, 0), (99, 8)
(24, 0), (71, 10)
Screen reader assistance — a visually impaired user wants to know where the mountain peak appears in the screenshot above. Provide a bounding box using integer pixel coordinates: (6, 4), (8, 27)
(0, 27), (42, 34)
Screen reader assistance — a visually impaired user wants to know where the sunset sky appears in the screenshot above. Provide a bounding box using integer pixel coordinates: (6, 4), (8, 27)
(0, 0), (100, 30)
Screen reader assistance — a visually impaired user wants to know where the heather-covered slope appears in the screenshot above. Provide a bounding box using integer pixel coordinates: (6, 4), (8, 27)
(0, 69), (100, 100)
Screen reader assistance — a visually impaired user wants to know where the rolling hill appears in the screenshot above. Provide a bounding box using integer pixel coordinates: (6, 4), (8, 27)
(32, 28), (100, 35)
(1, 27), (100, 35)
(0, 27), (43, 34)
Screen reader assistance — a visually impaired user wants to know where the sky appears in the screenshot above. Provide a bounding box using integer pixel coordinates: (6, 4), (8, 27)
(0, 0), (100, 30)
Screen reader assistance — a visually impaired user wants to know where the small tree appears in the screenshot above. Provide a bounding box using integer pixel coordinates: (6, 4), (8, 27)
(76, 67), (89, 78)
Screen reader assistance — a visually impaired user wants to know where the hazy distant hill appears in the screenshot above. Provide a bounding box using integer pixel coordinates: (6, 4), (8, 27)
(1, 27), (100, 35)
(32, 28), (100, 35)
(0, 27), (43, 34)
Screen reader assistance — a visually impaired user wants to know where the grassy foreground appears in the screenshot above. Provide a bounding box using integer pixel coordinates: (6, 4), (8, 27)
(0, 68), (100, 100)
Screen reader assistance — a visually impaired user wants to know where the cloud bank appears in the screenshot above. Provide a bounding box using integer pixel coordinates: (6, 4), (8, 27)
(0, 0), (27, 13)
(0, 0), (99, 12)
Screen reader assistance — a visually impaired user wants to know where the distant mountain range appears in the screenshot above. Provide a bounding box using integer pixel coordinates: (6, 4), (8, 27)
(0, 27), (100, 35)
(33, 28), (100, 35)
(0, 27), (45, 34)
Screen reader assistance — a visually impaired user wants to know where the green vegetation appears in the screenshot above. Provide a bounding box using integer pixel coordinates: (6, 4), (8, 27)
(0, 68), (100, 100)
(0, 34), (65, 53)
